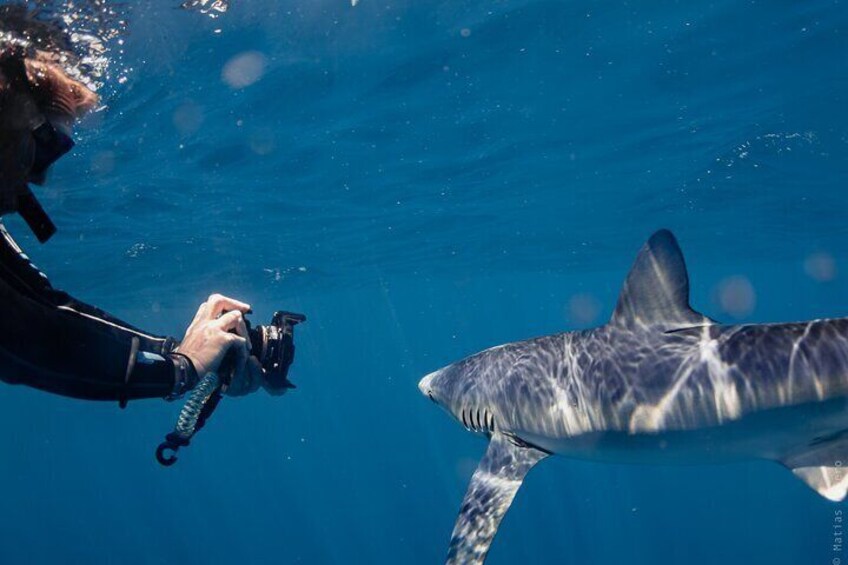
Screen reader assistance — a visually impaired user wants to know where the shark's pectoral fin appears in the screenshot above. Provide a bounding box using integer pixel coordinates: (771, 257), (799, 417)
(446, 432), (549, 565)
(781, 440), (848, 501)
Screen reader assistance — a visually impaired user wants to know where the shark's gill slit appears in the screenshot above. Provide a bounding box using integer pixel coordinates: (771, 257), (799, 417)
(461, 409), (468, 428)
(476, 408), (482, 431)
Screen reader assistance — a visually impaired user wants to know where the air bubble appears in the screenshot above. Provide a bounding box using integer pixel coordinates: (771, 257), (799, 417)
(716, 276), (756, 319)
(804, 252), (837, 282)
(567, 293), (601, 326)
(222, 51), (267, 89)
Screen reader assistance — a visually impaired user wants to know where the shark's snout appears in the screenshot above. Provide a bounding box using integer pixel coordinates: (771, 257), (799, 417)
(419, 370), (439, 402)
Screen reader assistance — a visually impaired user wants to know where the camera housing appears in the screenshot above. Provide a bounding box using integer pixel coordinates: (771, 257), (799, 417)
(247, 311), (306, 390)
(218, 310), (305, 391)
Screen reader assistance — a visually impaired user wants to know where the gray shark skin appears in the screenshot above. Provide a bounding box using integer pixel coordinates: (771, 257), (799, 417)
(419, 229), (848, 564)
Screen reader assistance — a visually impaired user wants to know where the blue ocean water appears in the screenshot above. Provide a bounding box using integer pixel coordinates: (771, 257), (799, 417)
(1, 0), (847, 563)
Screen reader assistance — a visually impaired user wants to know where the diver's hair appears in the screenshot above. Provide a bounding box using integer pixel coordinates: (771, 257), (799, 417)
(1, 2), (127, 93)
(0, 4), (77, 62)
(0, 5), (78, 115)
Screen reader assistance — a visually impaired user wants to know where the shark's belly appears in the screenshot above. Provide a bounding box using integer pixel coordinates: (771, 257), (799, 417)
(516, 397), (848, 465)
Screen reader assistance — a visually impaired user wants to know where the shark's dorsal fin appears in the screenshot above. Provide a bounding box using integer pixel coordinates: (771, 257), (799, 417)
(446, 432), (549, 564)
(610, 229), (709, 330)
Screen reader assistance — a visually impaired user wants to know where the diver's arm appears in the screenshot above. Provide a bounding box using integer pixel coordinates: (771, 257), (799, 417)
(0, 224), (260, 404)
(0, 288), (194, 403)
(0, 223), (192, 402)
(0, 221), (201, 402)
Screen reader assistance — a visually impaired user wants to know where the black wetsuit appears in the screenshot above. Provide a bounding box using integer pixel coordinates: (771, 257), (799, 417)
(0, 222), (194, 404)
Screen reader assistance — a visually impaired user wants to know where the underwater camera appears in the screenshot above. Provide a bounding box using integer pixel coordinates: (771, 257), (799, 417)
(218, 310), (306, 391)
(156, 310), (306, 467)
(243, 311), (306, 391)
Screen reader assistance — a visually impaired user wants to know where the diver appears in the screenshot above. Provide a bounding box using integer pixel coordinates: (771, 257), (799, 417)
(0, 42), (288, 405)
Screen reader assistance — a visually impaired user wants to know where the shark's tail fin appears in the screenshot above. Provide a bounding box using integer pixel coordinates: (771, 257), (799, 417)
(781, 438), (848, 501)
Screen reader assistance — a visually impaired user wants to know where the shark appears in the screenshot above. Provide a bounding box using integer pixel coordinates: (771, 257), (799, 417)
(419, 229), (848, 564)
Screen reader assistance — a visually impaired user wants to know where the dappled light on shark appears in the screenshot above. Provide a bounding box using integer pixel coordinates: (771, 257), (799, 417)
(421, 230), (848, 564)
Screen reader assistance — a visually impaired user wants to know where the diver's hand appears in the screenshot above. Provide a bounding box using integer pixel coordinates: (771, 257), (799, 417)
(176, 294), (252, 378)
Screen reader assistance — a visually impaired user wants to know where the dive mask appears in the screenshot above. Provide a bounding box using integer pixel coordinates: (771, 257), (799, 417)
(28, 114), (74, 186)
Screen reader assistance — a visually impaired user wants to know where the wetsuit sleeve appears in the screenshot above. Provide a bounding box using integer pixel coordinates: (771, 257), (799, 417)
(0, 222), (194, 403)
